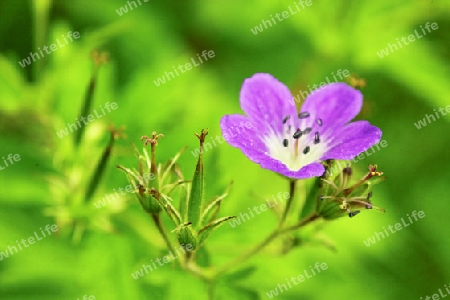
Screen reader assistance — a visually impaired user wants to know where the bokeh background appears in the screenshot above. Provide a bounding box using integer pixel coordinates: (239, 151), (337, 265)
(1, 0), (449, 299)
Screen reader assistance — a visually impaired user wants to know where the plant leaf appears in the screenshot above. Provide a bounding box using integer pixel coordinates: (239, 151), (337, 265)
(197, 216), (235, 247)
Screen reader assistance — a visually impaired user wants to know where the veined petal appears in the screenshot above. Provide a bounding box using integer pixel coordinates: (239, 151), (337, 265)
(301, 83), (363, 136)
(220, 73), (382, 180)
(240, 73), (298, 137)
(321, 121), (382, 160)
(220, 114), (267, 163)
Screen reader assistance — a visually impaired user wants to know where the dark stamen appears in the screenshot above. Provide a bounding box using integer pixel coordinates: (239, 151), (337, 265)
(282, 116), (290, 124)
(314, 131), (320, 144)
(303, 127), (312, 135)
(303, 146), (310, 154)
(367, 191), (373, 200)
(365, 203), (373, 209)
(288, 125), (292, 133)
(283, 139), (289, 147)
(317, 118), (323, 126)
(343, 167), (352, 176)
(349, 210), (361, 218)
(298, 112), (310, 119)
(293, 129), (302, 139)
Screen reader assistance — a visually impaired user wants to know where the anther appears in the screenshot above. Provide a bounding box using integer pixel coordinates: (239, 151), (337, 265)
(303, 146), (310, 154)
(367, 191), (372, 200)
(293, 129), (302, 139)
(314, 131), (320, 144)
(343, 167), (352, 176)
(298, 112), (310, 119)
(282, 116), (290, 124)
(303, 127), (312, 135)
(348, 210), (361, 218)
(317, 118), (323, 126)
(283, 139), (289, 147)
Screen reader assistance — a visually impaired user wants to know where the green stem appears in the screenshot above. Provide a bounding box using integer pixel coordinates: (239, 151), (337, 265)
(280, 212), (320, 234)
(280, 179), (297, 226)
(150, 213), (177, 260)
(75, 66), (99, 146)
(32, 0), (51, 82)
(213, 229), (280, 278)
(212, 212), (320, 278)
(84, 130), (114, 202)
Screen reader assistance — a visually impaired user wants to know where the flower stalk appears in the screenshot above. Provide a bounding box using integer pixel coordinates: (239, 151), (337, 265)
(115, 72), (387, 298)
(279, 178), (297, 226)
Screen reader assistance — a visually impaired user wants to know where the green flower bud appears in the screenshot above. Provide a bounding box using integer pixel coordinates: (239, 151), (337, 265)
(176, 223), (197, 250)
(318, 164), (385, 220)
(136, 184), (161, 214)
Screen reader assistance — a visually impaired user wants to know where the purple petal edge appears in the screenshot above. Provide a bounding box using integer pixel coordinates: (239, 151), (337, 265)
(321, 121), (382, 161)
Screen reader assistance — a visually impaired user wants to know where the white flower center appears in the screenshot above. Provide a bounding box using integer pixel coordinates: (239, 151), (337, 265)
(263, 113), (329, 171)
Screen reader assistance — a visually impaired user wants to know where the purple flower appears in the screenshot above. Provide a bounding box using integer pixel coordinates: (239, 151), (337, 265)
(220, 73), (382, 179)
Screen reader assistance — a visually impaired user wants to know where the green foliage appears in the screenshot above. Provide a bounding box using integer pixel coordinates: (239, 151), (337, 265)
(0, 0), (450, 299)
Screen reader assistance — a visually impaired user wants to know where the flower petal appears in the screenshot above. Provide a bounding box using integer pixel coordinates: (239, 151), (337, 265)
(321, 121), (382, 160)
(301, 83), (363, 134)
(240, 73), (298, 136)
(220, 114), (267, 163)
(221, 114), (325, 179)
(259, 158), (325, 179)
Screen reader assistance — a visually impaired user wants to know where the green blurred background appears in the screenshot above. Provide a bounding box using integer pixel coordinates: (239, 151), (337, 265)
(1, 0), (449, 299)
